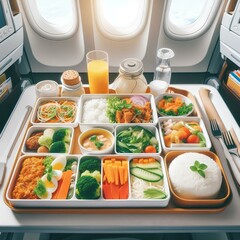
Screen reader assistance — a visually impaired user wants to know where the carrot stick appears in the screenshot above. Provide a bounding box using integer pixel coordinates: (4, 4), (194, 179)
(103, 183), (112, 199)
(110, 183), (119, 199)
(119, 182), (129, 199)
(52, 172), (66, 199)
(57, 170), (72, 199)
(119, 166), (124, 185)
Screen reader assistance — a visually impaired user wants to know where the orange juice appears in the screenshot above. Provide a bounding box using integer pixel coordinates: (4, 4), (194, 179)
(87, 60), (109, 93)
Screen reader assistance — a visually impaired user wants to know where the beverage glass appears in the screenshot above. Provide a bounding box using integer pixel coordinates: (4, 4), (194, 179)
(86, 50), (109, 93)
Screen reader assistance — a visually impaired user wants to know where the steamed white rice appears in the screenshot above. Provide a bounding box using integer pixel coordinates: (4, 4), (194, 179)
(169, 152), (222, 199)
(82, 98), (110, 123)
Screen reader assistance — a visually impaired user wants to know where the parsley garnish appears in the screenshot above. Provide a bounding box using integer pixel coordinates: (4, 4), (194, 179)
(90, 135), (104, 150)
(190, 160), (208, 178)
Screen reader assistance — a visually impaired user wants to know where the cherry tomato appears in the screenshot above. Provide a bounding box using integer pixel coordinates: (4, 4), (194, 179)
(144, 145), (157, 153)
(179, 127), (191, 137)
(187, 135), (200, 143)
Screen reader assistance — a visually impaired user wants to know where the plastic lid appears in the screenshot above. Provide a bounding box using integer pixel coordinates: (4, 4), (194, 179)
(119, 58), (143, 77)
(157, 48), (175, 59)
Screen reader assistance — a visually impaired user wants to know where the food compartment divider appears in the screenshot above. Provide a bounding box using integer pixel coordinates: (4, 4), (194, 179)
(31, 97), (80, 127)
(158, 116), (212, 153)
(22, 125), (74, 155)
(78, 94), (158, 132)
(6, 155), (80, 208)
(114, 124), (162, 155)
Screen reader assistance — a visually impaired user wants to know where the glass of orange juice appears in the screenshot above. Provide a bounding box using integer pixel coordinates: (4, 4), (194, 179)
(86, 50), (109, 93)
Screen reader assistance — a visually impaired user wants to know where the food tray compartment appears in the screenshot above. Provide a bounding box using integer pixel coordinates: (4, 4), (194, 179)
(78, 94), (158, 132)
(6, 154), (170, 208)
(75, 155), (170, 208)
(6, 155), (79, 208)
(155, 93), (194, 117)
(158, 116), (211, 153)
(164, 150), (231, 207)
(22, 126), (74, 155)
(31, 97), (80, 127)
(114, 124), (162, 155)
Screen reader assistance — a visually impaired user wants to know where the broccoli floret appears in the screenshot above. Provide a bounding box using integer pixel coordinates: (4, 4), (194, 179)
(81, 170), (101, 183)
(38, 135), (52, 149)
(76, 176), (100, 199)
(79, 158), (101, 173)
(49, 141), (69, 153)
(52, 128), (71, 143)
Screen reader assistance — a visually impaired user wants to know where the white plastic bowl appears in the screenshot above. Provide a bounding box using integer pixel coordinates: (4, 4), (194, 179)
(155, 93), (194, 117)
(78, 128), (114, 155)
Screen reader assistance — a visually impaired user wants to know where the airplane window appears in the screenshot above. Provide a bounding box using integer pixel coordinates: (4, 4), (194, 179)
(35, 0), (73, 26)
(94, 0), (149, 40)
(22, 0), (78, 40)
(164, 0), (221, 39)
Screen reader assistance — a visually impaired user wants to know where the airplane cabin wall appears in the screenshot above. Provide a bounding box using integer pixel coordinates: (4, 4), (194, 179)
(17, 0), (228, 78)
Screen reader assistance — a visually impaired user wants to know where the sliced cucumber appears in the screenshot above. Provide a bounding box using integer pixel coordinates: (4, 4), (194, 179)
(144, 188), (167, 199)
(147, 168), (163, 178)
(130, 167), (161, 182)
(130, 161), (160, 169)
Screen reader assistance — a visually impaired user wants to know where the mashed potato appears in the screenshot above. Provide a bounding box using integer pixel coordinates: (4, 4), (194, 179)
(169, 152), (222, 199)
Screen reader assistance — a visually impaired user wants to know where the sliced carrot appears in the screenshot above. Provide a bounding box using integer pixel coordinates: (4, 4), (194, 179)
(119, 182), (129, 199)
(110, 183), (119, 199)
(122, 161), (128, 184)
(104, 160), (112, 165)
(103, 163), (111, 183)
(57, 170), (72, 199)
(115, 161), (121, 167)
(139, 158), (144, 163)
(52, 172), (66, 199)
(113, 165), (119, 185)
(103, 183), (112, 199)
(149, 158), (156, 163)
(108, 164), (115, 183)
(143, 159), (149, 164)
(132, 158), (139, 163)
(119, 166), (124, 185)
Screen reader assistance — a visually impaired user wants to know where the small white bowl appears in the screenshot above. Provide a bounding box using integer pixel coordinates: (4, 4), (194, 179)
(78, 128), (114, 155)
(155, 93), (194, 116)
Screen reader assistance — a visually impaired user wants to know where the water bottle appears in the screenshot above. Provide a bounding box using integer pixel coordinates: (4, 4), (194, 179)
(154, 48), (175, 84)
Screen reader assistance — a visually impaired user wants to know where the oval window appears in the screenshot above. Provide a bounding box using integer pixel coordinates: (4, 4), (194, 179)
(164, 0), (221, 39)
(22, 0), (78, 40)
(94, 0), (150, 40)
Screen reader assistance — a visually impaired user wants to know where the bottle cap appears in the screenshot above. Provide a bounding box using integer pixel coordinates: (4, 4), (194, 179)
(157, 48), (175, 59)
(119, 58), (143, 77)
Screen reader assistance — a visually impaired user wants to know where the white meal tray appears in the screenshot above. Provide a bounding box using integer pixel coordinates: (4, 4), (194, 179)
(21, 125), (74, 155)
(31, 97), (80, 127)
(158, 116), (212, 153)
(6, 154), (170, 208)
(114, 124), (162, 156)
(78, 94), (158, 132)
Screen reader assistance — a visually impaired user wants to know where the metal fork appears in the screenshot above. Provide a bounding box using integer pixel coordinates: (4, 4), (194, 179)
(223, 131), (240, 158)
(210, 119), (240, 185)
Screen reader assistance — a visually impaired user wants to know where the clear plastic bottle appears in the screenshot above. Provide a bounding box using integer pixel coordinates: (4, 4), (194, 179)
(153, 48), (175, 84)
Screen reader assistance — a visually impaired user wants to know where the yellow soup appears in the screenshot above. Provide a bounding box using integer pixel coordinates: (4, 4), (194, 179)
(82, 134), (112, 151)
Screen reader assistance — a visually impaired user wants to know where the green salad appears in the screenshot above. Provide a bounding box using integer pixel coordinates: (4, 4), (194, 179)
(116, 126), (158, 153)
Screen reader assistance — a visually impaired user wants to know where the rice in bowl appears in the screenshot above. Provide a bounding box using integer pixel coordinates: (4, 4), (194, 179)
(169, 152), (222, 199)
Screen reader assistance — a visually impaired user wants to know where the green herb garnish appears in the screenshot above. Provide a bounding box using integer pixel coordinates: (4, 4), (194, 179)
(43, 156), (54, 174)
(190, 160), (208, 178)
(34, 179), (47, 197)
(46, 165), (53, 181)
(90, 135), (104, 150)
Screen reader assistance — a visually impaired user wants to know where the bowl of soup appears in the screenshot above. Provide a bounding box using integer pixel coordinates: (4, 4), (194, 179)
(78, 128), (114, 154)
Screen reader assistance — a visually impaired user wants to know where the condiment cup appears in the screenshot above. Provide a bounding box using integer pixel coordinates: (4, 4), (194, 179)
(78, 128), (114, 155)
(149, 80), (169, 98)
(35, 80), (59, 98)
